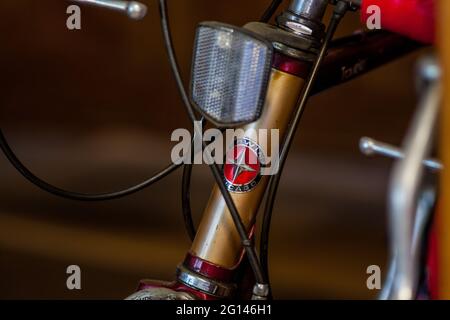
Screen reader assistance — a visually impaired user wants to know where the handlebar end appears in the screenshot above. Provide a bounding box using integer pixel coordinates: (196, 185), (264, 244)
(127, 1), (147, 20)
(359, 136), (376, 156)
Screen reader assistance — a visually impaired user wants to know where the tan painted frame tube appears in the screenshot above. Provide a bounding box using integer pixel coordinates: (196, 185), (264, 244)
(438, 0), (450, 299)
(190, 69), (305, 269)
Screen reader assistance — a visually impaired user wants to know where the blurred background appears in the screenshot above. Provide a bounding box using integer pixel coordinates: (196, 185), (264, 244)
(0, 0), (428, 299)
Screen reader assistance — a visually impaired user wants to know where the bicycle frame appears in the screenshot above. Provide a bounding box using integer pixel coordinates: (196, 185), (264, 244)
(0, 0), (438, 300)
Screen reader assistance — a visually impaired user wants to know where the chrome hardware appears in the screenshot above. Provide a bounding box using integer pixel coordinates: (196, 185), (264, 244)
(251, 283), (270, 300)
(126, 288), (196, 300)
(176, 265), (236, 298)
(276, 0), (329, 47)
(70, 0), (147, 20)
(379, 187), (437, 300)
(289, 0), (329, 18)
(382, 56), (441, 300)
(244, 22), (318, 60)
(275, 0), (358, 52)
(416, 55), (442, 93)
(360, 137), (443, 172)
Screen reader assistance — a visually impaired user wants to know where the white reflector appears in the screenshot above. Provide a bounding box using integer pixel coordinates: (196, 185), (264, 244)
(190, 22), (273, 126)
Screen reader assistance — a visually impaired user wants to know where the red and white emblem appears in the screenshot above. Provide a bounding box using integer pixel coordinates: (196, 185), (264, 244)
(223, 138), (263, 193)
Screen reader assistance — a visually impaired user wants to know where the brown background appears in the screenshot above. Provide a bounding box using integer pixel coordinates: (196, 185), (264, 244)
(0, 0), (427, 299)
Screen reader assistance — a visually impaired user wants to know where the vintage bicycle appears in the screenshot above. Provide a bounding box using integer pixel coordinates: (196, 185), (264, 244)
(0, 0), (445, 300)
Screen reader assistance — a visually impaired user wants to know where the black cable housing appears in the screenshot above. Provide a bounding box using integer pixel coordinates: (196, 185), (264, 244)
(0, 129), (181, 201)
(181, 162), (196, 241)
(259, 1), (349, 291)
(260, 0), (283, 22)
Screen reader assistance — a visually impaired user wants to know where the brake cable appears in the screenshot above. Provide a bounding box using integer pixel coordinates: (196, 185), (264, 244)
(0, 2), (208, 202)
(0, 0), (267, 289)
(0, 129), (183, 201)
(260, 0), (284, 23)
(260, 1), (350, 287)
(0, 0), (347, 298)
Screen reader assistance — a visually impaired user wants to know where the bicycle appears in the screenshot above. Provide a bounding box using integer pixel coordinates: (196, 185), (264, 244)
(0, 0), (442, 300)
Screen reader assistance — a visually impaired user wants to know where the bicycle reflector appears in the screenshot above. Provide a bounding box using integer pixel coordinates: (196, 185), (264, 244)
(190, 22), (273, 127)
